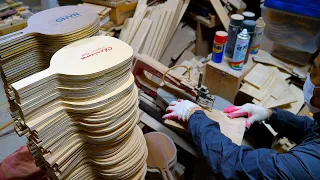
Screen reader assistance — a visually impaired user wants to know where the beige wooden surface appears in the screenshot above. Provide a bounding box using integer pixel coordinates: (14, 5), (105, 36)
(210, 0), (230, 30)
(204, 56), (256, 103)
(165, 109), (246, 145)
(244, 63), (274, 89)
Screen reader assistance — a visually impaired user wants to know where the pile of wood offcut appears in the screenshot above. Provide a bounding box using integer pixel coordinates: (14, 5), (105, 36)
(119, 0), (190, 60)
(240, 63), (304, 115)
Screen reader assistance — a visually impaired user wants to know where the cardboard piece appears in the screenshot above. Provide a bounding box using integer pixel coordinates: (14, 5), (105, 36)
(244, 63), (274, 89)
(109, 1), (137, 25)
(165, 109), (246, 145)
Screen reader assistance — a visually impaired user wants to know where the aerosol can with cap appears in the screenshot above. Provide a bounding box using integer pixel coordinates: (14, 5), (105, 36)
(231, 29), (250, 70)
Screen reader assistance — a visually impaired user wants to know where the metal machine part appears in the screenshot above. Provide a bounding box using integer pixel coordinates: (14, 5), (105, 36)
(195, 72), (215, 110)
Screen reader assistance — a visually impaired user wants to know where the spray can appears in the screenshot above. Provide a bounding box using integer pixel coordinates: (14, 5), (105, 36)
(242, 11), (255, 20)
(250, 17), (266, 54)
(241, 20), (256, 63)
(211, 31), (228, 63)
(232, 29), (250, 70)
(225, 14), (244, 58)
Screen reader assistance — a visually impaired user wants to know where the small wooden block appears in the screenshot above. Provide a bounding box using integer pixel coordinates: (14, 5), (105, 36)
(244, 63), (274, 89)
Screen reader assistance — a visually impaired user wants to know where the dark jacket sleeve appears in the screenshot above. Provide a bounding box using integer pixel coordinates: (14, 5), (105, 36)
(265, 108), (317, 143)
(188, 110), (317, 180)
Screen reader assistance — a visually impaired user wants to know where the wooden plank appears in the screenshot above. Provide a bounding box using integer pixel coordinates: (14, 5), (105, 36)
(279, 84), (304, 114)
(174, 50), (196, 66)
(210, 0), (230, 30)
(160, 0), (184, 57)
(141, 8), (161, 55)
(154, 8), (175, 60)
(159, 25), (195, 66)
(165, 109), (246, 145)
(127, 4), (148, 44)
(244, 63), (274, 89)
(270, 82), (290, 100)
(278, 71), (291, 80)
(158, 24), (183, 65)
(150, 9), (171, 59)
(173, 60), (193, 75)
(130, 18), (152, 53)
(147, 8), (167, 57)
(262, 88), (297, 108)
(240, 83), (265, 100)
(119, 18), (134, 43)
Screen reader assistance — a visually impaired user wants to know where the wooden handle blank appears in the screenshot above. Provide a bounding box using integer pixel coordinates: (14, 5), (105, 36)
(0, 29), (28, 45)
(11, 68), (54, 94)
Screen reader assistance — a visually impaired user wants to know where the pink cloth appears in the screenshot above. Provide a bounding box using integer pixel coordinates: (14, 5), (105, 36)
(0, 146), (46, 180)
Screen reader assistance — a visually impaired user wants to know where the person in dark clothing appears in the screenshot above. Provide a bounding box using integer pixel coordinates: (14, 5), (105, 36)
(163, 53), (320, 179)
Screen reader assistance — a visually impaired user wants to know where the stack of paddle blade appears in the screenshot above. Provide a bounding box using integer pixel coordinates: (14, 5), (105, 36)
(0, 5), (100, 110)
(11, 36), (147, 179)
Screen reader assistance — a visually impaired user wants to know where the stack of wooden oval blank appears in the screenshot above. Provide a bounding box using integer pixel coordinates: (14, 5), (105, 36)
(0, 5), (100, 91)
(11, 36), (148, 180)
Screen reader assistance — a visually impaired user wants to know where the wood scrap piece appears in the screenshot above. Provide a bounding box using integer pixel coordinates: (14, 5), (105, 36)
(79, 3), (111, 18)
(240, 83), (265, 100)
(286, 84), (304, 114)
(130, 18), (152, 53)
(270, 82), (290, 100)
(158, 23), (183, 66)
(278, 71), (292, 80)
(159, 25), (196, 66)
(170, 25), (196, 61)
(210, 0), (230, 30)
(119, 18), (134, 43)
(254, 68), (294, 107)
(144, 6), (154, 19)
(151, 9), (172, 59)
(141, 8), (162, 55)
(127, 4), (148, 44)
(262, 95), (296, 109)
(177, 0), (190, 28)
(280, 84), (304, 114)
(173, 60), (192, 75)
(252, 98), (260, 105)
(189, 58), (203, 68)
(244, 63), (274, 89)
(147, 8), (167, 57)
(165, 109), (246, 145)
(174, 49), (196, 66)
(262, 87), (297, 109)
(171, 40), (195, 60)
(160, 0), (184, 57)
(252, 50), (310, 78)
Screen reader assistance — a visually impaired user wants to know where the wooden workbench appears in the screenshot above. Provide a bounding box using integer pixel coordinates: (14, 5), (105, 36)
(204, 56), (256, 103)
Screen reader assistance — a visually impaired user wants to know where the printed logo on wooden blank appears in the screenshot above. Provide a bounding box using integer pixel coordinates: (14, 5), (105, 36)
(81, 47), (113, 60)
(50, 12), (81, 24)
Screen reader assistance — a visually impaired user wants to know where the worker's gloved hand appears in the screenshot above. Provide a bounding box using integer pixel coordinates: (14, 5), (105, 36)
(162, 99), (202, 122)
(224, 103), (271, 124)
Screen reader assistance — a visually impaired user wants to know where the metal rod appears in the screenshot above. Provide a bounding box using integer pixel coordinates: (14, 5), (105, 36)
(198, 72), (203, 88)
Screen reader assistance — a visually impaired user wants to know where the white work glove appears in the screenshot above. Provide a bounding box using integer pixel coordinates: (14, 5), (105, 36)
(162, 99), (202, 122)
(224, 103), (271, 124)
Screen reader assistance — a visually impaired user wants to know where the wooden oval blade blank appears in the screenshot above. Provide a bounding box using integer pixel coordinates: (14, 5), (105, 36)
(144, 132), (177, 170)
